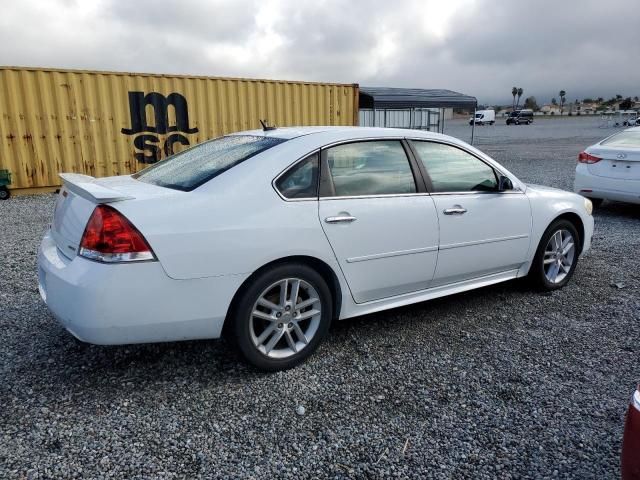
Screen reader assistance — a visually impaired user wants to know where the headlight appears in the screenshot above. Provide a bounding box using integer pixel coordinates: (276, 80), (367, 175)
(584, 197), (593, 215)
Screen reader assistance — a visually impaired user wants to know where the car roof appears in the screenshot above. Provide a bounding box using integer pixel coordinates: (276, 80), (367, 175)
(229, 126), (449, 141)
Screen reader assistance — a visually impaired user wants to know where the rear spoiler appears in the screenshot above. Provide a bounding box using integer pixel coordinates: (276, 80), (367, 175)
(59, 173), (135, 203)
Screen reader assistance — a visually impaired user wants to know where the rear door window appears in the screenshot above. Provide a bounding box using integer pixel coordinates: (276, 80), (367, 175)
(323, 141), (417, 197)
(134, 135), (287, 191)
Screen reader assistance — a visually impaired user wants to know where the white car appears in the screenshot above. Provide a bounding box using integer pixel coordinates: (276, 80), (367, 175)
(575, 126), (640, 205)
(38, 127), (594, 370)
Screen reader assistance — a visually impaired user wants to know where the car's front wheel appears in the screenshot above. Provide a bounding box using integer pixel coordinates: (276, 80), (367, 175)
(230, 264), (332, 371)
(529, 219), (580, 290)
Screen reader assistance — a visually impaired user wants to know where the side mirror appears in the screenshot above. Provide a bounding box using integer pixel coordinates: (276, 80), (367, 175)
(498, 175), (514, 191)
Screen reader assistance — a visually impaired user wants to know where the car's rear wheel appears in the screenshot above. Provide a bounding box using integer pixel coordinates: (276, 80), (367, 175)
(0, 187), (9, 200)
(230, 264), (332, 371)
(529, 219), (580, 290)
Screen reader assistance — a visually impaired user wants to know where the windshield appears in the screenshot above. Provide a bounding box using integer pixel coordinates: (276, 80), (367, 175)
(134, 135), (287, 191)
(601, 131), (640, 148)
(509, 112), (518, 117)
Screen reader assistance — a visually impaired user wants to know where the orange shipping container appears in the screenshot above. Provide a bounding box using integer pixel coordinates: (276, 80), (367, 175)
(0, 66), (359, 192)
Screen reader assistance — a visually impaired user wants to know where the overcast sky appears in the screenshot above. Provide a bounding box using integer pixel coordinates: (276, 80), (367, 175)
(1, 0), (638, 105)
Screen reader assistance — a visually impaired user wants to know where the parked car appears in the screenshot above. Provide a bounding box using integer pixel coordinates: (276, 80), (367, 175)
(622, 384), (640, 480)
(506, 109), (534, 125)
(574, 127), (640, 206)
(469, 109), (495, 125)
(38, 127), (594, 370)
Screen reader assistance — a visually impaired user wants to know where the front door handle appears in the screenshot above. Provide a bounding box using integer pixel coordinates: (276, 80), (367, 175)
(443, 206), (467, 215)
(325, 215), (357, 224)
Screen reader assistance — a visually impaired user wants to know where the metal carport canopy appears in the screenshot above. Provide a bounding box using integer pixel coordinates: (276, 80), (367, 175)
(359, 87), (477, 109)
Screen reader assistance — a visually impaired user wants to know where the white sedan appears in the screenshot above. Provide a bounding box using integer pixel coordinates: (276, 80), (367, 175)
(38, 127), (594, 370)
(575, 126), (640, 205)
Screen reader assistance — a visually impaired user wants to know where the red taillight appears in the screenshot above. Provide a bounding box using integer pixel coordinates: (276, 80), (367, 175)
(578, 151), (602, 164)
(79, 205), (155, 263)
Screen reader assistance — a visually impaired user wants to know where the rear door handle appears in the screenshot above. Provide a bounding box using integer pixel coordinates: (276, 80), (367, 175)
(325, 215), (357, 224)
(443, 206), (467, 215)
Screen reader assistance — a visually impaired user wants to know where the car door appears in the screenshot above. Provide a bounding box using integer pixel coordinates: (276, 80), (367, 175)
(318, 139), (440, 303)
(410, 140), (532, 286)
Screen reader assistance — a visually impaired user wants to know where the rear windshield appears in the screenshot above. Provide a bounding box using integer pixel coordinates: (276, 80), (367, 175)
(601, 131), (640, 148)
(134, 135), (287, 191)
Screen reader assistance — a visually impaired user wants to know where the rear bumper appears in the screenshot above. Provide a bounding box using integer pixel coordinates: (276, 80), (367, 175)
(574, 164), (640, 204)
(37, 230), (248, 345)
(622, 390), (640, 480)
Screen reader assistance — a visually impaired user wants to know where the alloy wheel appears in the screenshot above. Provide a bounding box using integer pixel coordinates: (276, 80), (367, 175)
(249, 278), (322, 359)
(543, 229), (576, 284)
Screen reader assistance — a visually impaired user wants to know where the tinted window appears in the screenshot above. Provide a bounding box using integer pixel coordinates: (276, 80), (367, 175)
(275, 153), (319, 199)
(601, 131), (640, 147)
(134, 135), (286, 191)
(412, 141), (498, 192)
(325, 141), (416, 196)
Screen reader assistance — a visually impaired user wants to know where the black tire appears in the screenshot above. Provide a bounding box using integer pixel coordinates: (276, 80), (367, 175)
(0, 187), (9, 200)
(527, 120), (532, 125)
(586, 197), (603, 208)
(490, 121), (495, 125)
(230, 263), (332, 371)
(529, 219), (580, 291)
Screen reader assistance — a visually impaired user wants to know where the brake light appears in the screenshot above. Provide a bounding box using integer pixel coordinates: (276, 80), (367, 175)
(79, 205), (155, 263)
(578, 151), (602, 164)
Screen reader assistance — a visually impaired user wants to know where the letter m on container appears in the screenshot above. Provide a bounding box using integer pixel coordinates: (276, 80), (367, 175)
(121, 91), (199, 164)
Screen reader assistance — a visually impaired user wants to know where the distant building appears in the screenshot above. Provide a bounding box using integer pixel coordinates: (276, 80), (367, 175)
(540, 104), (561, 114)
(358, 87), (476, 132)
(580, 103), (598, 114)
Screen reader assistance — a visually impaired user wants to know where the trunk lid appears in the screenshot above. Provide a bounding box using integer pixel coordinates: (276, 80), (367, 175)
(52, 174), (175, 260)
(586, 146), (640, 180)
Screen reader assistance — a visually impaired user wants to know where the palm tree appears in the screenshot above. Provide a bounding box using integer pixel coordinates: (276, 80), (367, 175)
(516, 88), (524, 109)
(511, 87), (517, 110)
(559, 90), (566, 115)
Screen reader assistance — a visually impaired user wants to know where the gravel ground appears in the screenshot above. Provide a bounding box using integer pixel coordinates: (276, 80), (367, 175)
(1, 117), (639, 479)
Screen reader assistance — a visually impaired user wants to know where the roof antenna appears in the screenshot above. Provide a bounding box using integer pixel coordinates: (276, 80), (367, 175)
(260, 119), (277, 131)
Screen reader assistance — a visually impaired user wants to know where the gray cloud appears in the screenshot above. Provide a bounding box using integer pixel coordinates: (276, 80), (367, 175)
(1, 0), (638, 105)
